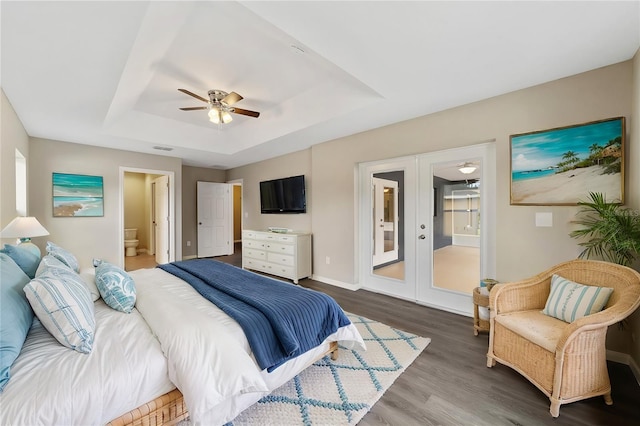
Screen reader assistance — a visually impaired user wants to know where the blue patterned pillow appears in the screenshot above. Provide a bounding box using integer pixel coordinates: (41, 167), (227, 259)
(0, 244), (40, 279)
(542, 274), (614, 323)
(0, 253), (34, 391)
(95, 261), (136, 313)
(45, 241), (79, 273)
(24, 265), (95, 353)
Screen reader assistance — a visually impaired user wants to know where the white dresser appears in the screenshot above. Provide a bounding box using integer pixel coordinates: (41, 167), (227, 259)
(242, 230), (312, 283)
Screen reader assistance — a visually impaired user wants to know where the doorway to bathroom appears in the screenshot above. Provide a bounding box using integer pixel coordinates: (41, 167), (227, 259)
(120, 167), (176, 270)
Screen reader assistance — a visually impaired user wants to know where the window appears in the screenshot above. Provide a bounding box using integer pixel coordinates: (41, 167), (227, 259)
(15, 149), (26, 216)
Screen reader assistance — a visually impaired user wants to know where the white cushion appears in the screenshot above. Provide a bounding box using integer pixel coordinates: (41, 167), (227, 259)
(45, 241), (80, 273)
(495, 310), (566, 352)
(24, 266), (95, 353)
(79, 268), (100, 302)
(542, 274), (613, 323)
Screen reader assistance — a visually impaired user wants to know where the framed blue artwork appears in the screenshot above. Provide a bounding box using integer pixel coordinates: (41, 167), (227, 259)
(510, 117), (624, 205)
(52, 172), (104, 217)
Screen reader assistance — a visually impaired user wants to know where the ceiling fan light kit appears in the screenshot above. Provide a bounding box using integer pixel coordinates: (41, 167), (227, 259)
(178, 88), (260, 125)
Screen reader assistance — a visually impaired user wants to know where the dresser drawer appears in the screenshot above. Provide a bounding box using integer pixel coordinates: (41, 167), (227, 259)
(242, 230), (258, 240)
(267, 252), (294, 266)
(243, 240), (265, 250)
(265, 242), (294, 255)
(243, 248), (266, 261)
(265, 263), (294, 278)
(243, 258), (269, 272)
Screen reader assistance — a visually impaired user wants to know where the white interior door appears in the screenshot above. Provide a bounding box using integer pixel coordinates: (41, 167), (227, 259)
(197, 181), (233, 258)
(359, 158), (417, 300)
(416, 144), (496, 316)
(154, 175), (170, 264)
(372, 177), (399, 266)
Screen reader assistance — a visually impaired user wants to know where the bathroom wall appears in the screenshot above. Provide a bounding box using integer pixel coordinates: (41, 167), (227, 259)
(123, 172), (148, 253)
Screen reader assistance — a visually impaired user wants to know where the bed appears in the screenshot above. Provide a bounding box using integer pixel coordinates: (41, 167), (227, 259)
(0, 245), (365, 425)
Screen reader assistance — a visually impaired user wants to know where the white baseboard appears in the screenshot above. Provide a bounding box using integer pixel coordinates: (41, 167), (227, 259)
(311, 274), (360, 291)
(606, 350), (640, 386)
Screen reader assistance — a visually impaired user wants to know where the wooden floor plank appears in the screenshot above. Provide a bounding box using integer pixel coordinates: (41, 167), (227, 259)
(204, 248), (640, 425)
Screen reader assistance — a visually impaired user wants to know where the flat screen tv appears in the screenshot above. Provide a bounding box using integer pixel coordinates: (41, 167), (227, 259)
(260, 175), (306, 214)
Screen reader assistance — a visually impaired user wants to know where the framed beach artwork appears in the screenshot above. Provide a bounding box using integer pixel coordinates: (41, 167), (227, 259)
(510, 117), (625, 206)
(52, 172), (104, 217)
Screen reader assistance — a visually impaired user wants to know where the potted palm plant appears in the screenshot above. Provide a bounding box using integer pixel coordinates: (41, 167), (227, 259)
(570, 192), (640, 267)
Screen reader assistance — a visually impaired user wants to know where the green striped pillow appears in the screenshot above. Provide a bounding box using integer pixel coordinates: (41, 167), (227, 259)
(542, 274), (613, 323)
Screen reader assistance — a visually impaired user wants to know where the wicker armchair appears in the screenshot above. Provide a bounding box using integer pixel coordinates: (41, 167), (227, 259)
(486, 259), (640, 417)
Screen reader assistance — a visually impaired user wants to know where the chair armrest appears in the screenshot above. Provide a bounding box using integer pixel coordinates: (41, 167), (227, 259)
(556, 288), (640, 350)
(490, 276), (551, 315)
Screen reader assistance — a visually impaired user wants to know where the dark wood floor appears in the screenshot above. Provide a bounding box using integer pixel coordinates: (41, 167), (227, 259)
(212, 246), (640, 425)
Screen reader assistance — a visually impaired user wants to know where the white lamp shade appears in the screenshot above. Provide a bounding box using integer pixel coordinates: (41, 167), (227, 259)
(0, 216), (50, 239)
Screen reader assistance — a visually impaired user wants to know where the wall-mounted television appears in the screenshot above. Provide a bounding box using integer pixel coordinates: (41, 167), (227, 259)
(260, 175), (306, 214)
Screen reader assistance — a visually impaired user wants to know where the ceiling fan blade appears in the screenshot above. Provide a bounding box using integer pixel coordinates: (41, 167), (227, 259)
(222, 91), (243, 106)
(179, 106), (209, 111)
(178, 88), (208, 103)
(231, 107), (260, 118)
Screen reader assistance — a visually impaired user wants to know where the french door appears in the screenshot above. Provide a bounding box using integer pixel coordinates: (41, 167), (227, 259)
(360, 143), (496, 315)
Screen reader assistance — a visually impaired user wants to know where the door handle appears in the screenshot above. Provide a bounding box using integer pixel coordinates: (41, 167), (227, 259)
(418, 234), (426, 239)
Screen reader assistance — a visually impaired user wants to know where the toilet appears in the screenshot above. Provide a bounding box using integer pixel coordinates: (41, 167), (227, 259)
(124, 228), (139, 257)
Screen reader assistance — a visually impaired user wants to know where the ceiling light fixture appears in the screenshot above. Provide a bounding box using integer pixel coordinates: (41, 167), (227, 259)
(458, 163), (477, 174)
(208, 107), (233, 124)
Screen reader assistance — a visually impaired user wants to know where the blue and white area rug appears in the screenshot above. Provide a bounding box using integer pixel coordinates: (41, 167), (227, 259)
(229, 313), (431, 425)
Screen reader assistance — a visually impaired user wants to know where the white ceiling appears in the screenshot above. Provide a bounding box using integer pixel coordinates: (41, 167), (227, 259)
(2, 1), (639, 170)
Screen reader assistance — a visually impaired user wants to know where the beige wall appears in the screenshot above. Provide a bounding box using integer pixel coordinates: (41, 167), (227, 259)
(1, 90), (30, 231)
(305, 61), (633, 285)
(28, 138), (183, 269)
(227, 149), (312, 233)
(230, 61), (635, 355)
(181, 165), (226, 258)
(629, 48), (640, 368)
(124, 172), (148, 252)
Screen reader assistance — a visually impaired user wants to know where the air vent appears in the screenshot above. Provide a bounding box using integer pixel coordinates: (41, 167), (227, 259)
(152, 146), (173, 151)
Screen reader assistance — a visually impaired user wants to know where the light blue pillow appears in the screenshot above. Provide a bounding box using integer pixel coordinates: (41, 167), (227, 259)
(24, 266), (95, 353)
(45, 241), (79, 273)
(0, 253), (35, 391)
(0, 244), (40, 279)
(95, 261), (136, 313)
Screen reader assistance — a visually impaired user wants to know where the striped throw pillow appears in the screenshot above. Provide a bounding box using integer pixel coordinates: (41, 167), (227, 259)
(24, 266), (95, 353)
(542, 274), (613, 323)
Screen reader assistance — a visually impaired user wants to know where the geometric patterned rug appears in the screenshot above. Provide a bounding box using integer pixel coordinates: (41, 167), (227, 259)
(226, 313), (431, 425)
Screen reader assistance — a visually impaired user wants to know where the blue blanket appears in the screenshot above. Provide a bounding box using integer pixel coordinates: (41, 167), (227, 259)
(158, 259), (351, 372)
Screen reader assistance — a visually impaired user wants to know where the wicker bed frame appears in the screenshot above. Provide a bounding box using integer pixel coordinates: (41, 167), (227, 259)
(107, 342), (339, 426)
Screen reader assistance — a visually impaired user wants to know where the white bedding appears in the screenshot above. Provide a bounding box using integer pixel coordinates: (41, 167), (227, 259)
(1, 265), (365, 426)
(0, 300), (174, 425)
(132, 267), (366, 425)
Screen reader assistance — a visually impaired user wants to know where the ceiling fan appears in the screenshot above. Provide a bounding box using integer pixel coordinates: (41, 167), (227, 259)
(178, 88), (260, 124)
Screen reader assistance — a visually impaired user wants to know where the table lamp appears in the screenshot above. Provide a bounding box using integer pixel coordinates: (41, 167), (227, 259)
(0, 216), (50, 257)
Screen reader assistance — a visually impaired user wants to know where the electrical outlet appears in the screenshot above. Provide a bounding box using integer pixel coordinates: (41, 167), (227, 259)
(326, 256), (330, 265)
(186, 241), (191, 247)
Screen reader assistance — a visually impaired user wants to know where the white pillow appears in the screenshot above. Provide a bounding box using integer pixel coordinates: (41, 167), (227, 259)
(45, 241), (79, 273)
(24, 266), (95, 353)
(542, 274), (613, 323)
(79, 268), (100, 302)
(36, 254), (71, 277)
